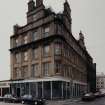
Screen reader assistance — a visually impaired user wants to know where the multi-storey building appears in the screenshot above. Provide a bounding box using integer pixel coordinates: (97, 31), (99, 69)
(96, 73), (105, 90)
(10, 0), (96, 99)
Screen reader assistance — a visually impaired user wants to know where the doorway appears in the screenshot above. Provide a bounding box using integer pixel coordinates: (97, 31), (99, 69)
(17, 88), (20, 97)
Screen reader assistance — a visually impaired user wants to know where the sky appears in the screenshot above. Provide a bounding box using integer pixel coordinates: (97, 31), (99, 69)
(0, 0), (105, 80)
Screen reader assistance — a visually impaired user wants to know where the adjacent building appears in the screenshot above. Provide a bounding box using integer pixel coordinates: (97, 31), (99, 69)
(96, 73), (105, 90)
(10, 0), (96, 99)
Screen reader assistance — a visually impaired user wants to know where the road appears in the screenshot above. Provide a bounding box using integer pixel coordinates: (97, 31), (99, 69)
(64, 97), (105, 105)
(0, 97), (105, 105)
(47, 97), (105, 105)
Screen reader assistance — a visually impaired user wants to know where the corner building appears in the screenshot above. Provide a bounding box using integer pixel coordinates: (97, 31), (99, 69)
(10, 0), (96, 99)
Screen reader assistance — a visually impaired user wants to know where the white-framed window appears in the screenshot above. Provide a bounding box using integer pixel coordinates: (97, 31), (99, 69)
(43, 26), (50, 38)
(43, 45), (50, 57)
(43, 62), (50, 76)
(23, 51), (28, 61)
(15, 53), (21, 63)
(31, 64), (38, 77)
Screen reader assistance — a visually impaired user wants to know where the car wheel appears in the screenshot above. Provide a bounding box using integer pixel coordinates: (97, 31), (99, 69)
(22, 101), (24, 104)
(35, 101), (37, 105)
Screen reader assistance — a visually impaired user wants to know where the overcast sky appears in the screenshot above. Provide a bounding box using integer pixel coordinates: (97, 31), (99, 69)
(0, 0), (105, 80)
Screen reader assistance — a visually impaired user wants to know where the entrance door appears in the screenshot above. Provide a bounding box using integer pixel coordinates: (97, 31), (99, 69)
(17, 88), (20, 97)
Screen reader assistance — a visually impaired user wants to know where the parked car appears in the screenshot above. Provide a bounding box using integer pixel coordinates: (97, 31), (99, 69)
(21, 95), (34, 104)
(12, 96), (22, 103)
(3, 94), (21, 103)
(82, 93), (95, 101)
(21, 95), (46, 105)
(37, 99), (46, 105)
(100, 89), (105, 97)
(94, 91), (102, 98)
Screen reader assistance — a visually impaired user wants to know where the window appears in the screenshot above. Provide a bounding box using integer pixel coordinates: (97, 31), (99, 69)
(54, 43), (62, 55)
(31, 64), (38, 77)
(55, 61), (61, 74)
(24, 36), (28, 44)
(32, 31), (38, 41)
(22, 66), (28, 78)
(23, 51), (28, 61)
(43, 63), (50, 76)
(33, 14), (37, 21)
(15, 38), (20, 47)
(15, 68), (21, 78)
(32, 48), (38, 59)
(43, 27), (50, 38)
(15, 53), (21, 63)
(43, 45), (50, 57)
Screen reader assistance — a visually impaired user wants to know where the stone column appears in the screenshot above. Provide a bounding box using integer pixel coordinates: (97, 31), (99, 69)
(62, 81), (64, 99)
(36, 83), (38, 98)
(42, 82), (44, 98)
(29, 83), (31, 95)
(51, 81), (53, 100)
(66, 82), (67, 99)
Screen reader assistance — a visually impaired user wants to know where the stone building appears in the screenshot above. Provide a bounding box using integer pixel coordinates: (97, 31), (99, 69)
(10, 0), (96, 99)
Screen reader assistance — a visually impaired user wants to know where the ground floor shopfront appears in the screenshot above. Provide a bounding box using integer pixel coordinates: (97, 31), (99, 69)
(10, 78), (87, 100)
(0, 81), (10, 97)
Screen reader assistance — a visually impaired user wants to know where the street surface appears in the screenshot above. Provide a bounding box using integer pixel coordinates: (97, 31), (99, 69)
(0, 97), (105, 105)
(47, 97), (105, 105)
